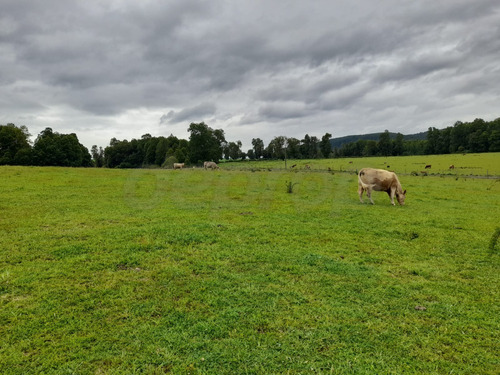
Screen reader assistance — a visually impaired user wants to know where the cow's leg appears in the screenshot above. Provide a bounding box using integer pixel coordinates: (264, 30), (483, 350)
(358, 184), (364, 203)
(367, 188), (374, 204)
(388, 189), (396, 205)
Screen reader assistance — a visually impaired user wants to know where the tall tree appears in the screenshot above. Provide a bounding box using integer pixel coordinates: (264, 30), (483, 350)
(144, 137), (159, 165)
(155, 138), (169, 165)
(393, 133), (404, 156)
(91, 145), (104, 167)
(247, 149), (255, 159)
(266, 136), (287, 159)
(225, 141), (243, 160)
(33, 128), (91, 167)
(252, 138), (265, 159)
(301, 134), (319, 158)
(0, 123), (32, 165)
(320, 132), (332, 158)
(378, 130), (392, 156)
(286, 137), (301, 159)
(188, 122), (226, 163)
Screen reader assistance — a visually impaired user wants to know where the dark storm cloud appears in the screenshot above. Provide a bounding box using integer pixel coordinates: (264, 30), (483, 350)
(1, 0), (499, 149)
(160, 102), (216, 124)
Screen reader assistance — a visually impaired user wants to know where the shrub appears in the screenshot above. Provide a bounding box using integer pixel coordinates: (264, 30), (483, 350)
(162, 155), (178, 169)
(285, 181), (299, 193)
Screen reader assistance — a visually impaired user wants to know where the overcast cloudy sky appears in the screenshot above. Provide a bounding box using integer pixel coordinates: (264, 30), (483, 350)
(1, 0), (499, 151)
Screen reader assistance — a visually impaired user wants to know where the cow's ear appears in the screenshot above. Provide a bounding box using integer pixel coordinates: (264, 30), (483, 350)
(403, 189), (407, 195)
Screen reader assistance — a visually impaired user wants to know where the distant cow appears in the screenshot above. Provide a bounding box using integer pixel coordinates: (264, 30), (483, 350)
(204, 161), (219, 170)
(449, 164), (455, 169)
(358, 168), (406, 206)
(173, 163), (185, 169)
(305, 164), (311, 170)
(425, 164), (431, 169)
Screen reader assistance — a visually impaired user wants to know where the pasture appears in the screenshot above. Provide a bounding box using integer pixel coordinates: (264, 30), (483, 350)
(223, 152), (500, 177)
(1, 155), (499, 374)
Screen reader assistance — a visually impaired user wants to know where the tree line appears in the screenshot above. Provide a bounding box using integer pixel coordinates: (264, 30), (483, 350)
(0, 125), (92, 167)
(1, 118), (498, 168)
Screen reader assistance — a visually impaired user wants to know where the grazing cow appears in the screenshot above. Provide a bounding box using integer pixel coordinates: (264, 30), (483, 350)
(449, 164), (455, 169)
(358, 168), (406, 206)
(291, 164), (297, 168)
(425, 164), (431, 169)
(173, 163), (185, 169)
(204, 161), (219, 170)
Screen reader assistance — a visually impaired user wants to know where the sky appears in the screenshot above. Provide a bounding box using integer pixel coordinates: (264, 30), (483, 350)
(1, 0), (499, 152)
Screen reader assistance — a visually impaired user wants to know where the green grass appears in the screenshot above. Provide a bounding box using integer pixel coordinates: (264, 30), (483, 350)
(222, 152), (500, 177)
(1, 158), (499, 374)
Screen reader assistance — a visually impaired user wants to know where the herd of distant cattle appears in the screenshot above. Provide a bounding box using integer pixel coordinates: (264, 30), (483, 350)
(172, 161), (219, 170)
(169, 162), (460, 206)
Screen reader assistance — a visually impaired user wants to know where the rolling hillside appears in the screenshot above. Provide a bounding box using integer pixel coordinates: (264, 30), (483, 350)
(329, 131), (427, 148)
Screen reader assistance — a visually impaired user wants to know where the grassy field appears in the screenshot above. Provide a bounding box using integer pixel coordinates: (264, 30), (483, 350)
(222, 153), (500, 177)
(1, 154), (499, 374)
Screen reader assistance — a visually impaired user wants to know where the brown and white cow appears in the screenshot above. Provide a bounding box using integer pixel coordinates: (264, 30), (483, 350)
(358, 168), (406, 206)
(204, 161), (219, 170)
(173, 163), (185, 169)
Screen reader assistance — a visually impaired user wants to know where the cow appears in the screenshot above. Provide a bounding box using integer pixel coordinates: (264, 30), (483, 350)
(449, 164), (455, 169)
(358, 168), (406, 206)
(425, 164), (431, 169)
(173, 163), (185, 169)
(204, 161), (219, 170)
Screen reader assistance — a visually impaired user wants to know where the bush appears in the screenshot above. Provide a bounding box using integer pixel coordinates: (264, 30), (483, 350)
(162, 155), (178, 169)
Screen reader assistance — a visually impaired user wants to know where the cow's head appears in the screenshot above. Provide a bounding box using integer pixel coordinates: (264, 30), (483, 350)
(396, 189), (407, 205)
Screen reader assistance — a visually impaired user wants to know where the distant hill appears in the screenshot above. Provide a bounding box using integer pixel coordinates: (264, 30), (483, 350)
(329, 131), (427, 149)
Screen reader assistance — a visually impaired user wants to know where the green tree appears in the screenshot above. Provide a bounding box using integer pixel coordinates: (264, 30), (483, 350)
(363, 140), (378, 156)
(286, 137), (301, 159)
(378, 130), (392, 156)
(225, 141), (243, 160)
(144, 137), (159, 165)
(320, 133), (332, 158)
(301, 134), (319, 158)
(393, 133), (404, 156)
(0, 123), (32, 165)
(155, 138), (169, 166)
(33, 128), (91, 167)
(266, 136), (287, 159)
(91, 145), (104, 167)
(188, 122), (226, 163)
(449, 121), (467, 153)
(252, 138), (265, 159)
(489, 129), (500, 152)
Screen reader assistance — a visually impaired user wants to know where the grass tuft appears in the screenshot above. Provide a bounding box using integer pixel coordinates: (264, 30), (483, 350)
(285, 180), (299, 193)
